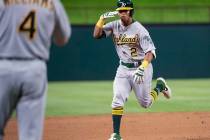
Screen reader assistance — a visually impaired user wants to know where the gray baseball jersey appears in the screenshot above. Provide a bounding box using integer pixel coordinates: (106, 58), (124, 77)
(0, 0), (71, 140)
(0, 0), (71, 60)
(102, 19), (156, 108)
(103, 19), (156, 63)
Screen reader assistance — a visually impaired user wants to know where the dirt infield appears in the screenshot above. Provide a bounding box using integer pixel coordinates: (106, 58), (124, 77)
(4, 112), (210, 140)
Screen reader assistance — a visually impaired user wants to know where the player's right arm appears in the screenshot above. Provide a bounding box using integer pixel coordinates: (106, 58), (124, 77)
(93, 11), (117, 39)
(93, 18), (105, 39)
(52, 0), (71, 46)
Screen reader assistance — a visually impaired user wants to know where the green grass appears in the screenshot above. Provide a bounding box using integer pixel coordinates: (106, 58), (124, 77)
(63, 0), (210, 24)
(46, 79), (210, 116)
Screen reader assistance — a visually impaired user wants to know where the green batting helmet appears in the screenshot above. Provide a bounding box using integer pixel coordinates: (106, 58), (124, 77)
(116, 0), (134, 11)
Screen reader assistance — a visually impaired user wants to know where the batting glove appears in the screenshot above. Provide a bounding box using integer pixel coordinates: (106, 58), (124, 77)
(133, 67), (144, 84)
(100, 11), (118, 19)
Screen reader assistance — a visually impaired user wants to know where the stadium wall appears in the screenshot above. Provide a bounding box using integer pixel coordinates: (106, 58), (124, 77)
(47, 24), (210, 81)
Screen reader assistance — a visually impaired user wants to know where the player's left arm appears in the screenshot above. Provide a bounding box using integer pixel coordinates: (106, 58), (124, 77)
(133, 51), (155, 84)
(133, 30), (156, 84)
(141, 51), (154, 68)
(139, 31), (156, 69)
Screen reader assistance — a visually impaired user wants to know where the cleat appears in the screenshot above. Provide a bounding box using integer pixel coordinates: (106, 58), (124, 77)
(108, 133), (123, 140)
(156, 77), (167, 92)
(156, 77), (172, 99)
(162, 84), (172, 99)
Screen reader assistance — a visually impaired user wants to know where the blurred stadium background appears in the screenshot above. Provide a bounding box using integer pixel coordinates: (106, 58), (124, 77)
(64, 0), (210, 24)
(46, 0), (210, 116)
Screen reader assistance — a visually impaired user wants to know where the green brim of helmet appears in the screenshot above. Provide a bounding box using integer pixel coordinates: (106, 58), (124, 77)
(116, 7), (133, 11)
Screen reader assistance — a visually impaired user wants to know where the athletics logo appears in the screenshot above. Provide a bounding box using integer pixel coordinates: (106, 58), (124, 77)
(119, 2), (126, 7)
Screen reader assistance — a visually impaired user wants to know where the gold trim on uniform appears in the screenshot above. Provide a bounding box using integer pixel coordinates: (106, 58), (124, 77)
(112, 107), (124, 115)
(150, 90), (158, 102)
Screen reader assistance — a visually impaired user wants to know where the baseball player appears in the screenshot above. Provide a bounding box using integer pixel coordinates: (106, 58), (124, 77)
(93, 0), (172, 140)
(0, 0), (71, 140)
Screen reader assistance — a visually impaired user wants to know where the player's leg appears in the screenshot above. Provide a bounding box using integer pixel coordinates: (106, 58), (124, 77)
(132, 64), (156, 108)
(150, 77), (172, 102)
(16, 61), (47, 140)
(0, 61), (20, 140)
(109, 67), (132, 140)
(133, 65), (172, 108)
(155, 77), (172, 99)
(0, 91), (19, 139)
(0, 84), (18, 140)
(0, 86), (12, 140)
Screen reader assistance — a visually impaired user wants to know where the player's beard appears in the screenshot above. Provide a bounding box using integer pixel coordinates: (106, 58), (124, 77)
(119, 11), (132, 26)
(120, 16), (132, 26)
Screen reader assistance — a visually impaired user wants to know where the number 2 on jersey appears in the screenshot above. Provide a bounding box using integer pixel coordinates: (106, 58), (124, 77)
(130, 47), (138, 57)
(19, 10), (36, 39)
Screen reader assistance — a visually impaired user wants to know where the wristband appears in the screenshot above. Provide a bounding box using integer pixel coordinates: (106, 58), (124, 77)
(139, 60), (149, 69)
(96, 19), (105, 28)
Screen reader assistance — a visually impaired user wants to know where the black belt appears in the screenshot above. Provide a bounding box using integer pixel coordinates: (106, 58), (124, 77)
(0, 57), (43, 61)
(120, 61), (142, 68)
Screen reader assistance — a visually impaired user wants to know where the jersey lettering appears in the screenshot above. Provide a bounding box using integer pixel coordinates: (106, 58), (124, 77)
(113, 34), (139, 45)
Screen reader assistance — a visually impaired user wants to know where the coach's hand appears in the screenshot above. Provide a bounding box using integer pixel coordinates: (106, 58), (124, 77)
(100, 11), (118, 20)
(133, 67), (144, 84)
